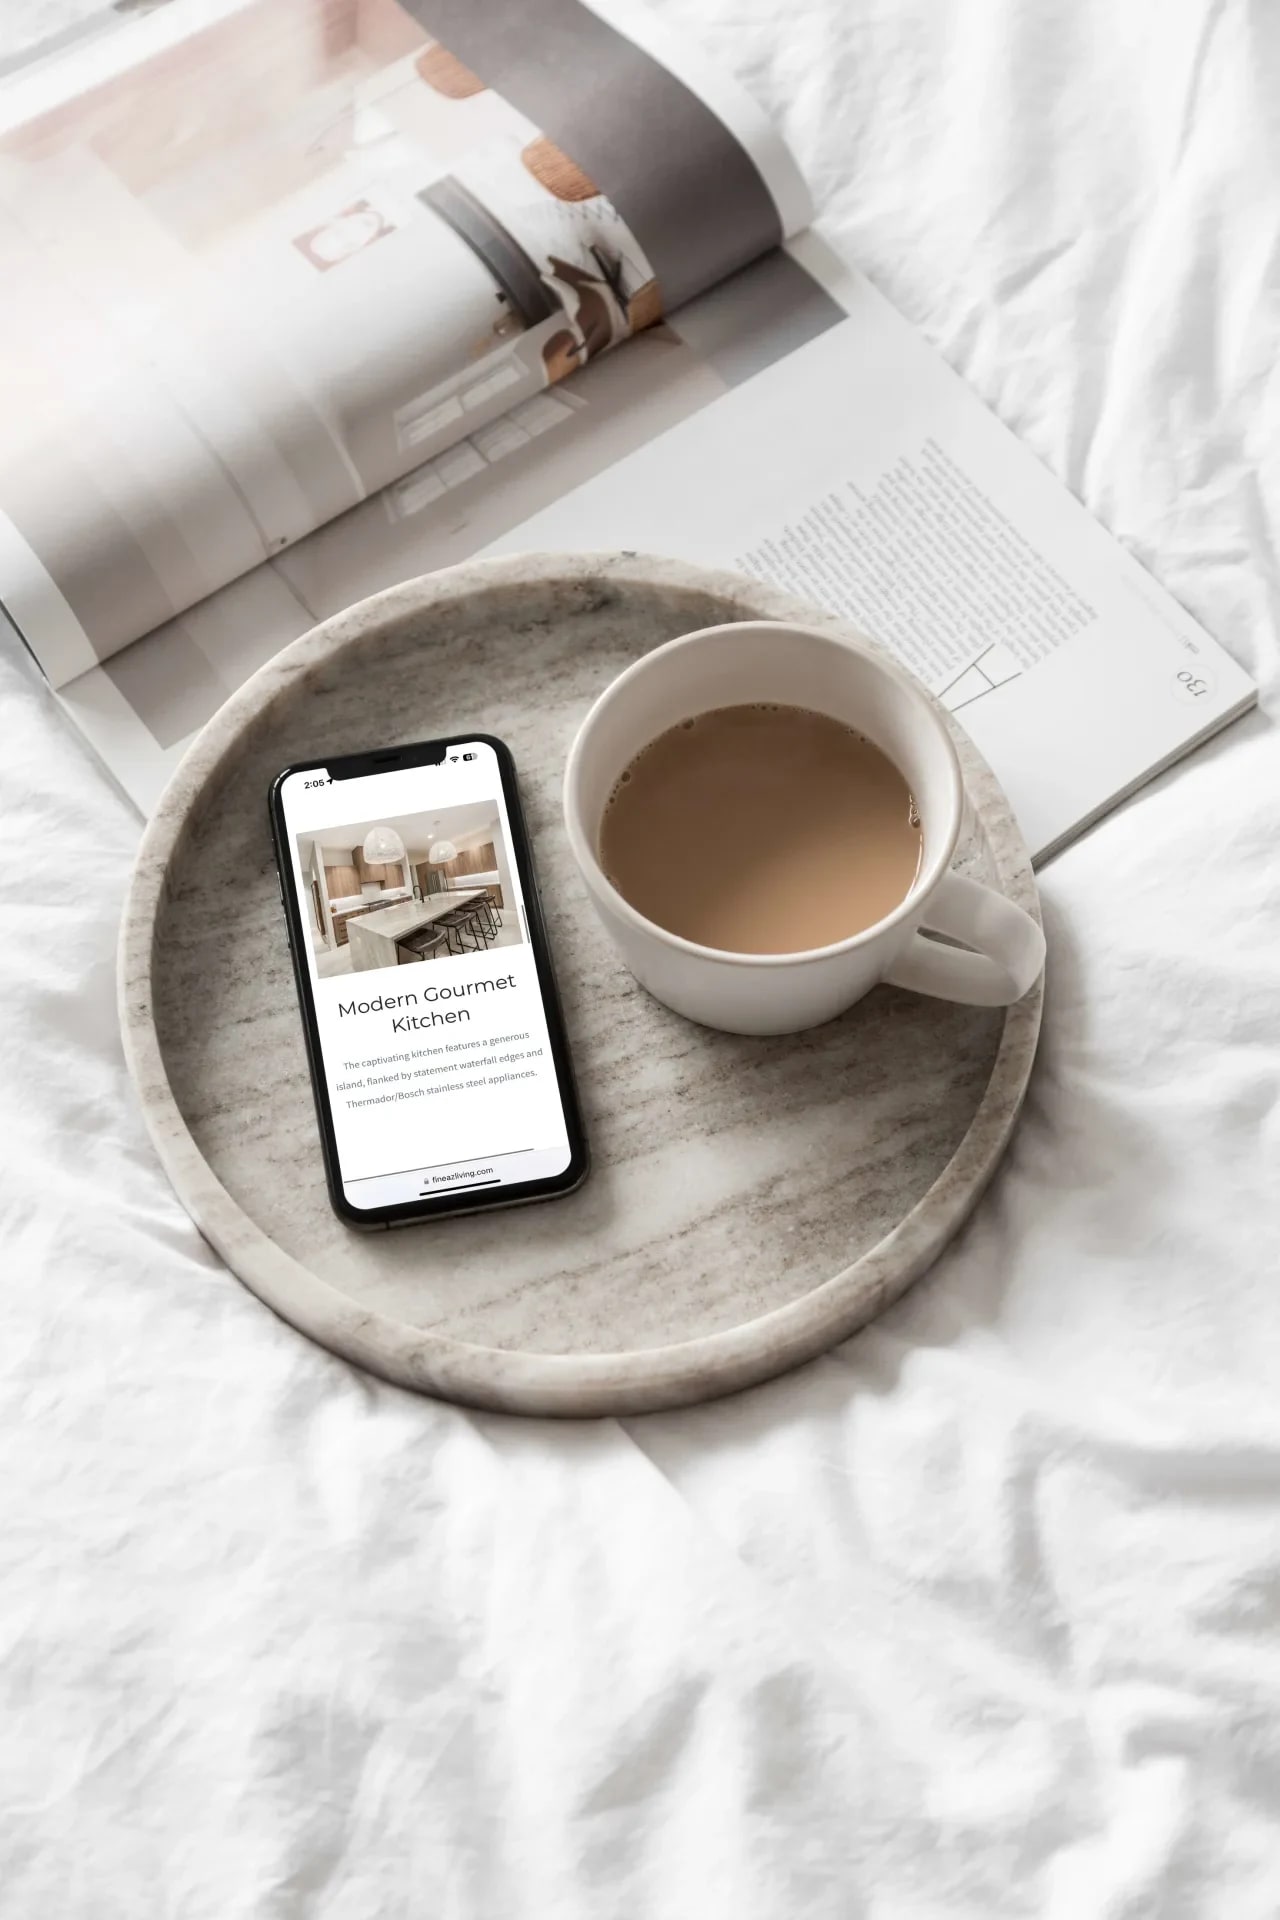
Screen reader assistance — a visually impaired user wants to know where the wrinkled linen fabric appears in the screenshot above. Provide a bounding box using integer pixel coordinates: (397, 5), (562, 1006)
(3, 1), (1279, 1912)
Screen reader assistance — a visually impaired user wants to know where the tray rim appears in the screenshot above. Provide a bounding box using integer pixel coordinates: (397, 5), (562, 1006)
(119, 551), (1043, 1417)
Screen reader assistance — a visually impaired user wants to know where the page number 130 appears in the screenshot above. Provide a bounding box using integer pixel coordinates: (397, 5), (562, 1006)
(1172, 667), (1213, 703)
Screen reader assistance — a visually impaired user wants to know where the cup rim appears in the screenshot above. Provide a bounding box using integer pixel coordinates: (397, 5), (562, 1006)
(562, 619), (965, 971)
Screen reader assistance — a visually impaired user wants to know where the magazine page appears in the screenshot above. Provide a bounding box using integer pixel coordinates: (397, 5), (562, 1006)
(0, 0), (809, 688)
(483, 240), (1256, 861)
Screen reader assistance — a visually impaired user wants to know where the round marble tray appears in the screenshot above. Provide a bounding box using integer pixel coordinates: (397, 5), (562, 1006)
(120, 554), (1042, 1417)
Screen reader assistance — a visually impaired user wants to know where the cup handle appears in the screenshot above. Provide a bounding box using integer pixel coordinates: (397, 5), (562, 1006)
(883, 871), (1045, 1007)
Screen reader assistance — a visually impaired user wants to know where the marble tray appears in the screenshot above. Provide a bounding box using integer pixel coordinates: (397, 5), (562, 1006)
(119, 554), (1042, 1417)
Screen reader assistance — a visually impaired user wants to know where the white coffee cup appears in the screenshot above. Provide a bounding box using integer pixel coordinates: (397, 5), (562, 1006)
(563, 620), (1045, 1036)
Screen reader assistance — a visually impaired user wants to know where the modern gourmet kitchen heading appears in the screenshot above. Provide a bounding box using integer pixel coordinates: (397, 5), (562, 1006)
(337, 972), (518, 1034)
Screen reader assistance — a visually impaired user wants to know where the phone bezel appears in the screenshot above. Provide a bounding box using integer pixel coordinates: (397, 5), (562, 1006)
(268, 733), (589, 1230)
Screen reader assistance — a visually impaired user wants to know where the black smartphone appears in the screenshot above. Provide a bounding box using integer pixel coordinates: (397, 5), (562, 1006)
(269, 734), (588, 1229)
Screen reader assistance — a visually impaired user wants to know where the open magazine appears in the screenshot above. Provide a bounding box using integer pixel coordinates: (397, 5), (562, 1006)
(1, 0), (1255, 858)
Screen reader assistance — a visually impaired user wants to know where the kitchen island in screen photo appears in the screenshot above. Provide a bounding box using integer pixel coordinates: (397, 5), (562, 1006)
(294, 800), (523, 979)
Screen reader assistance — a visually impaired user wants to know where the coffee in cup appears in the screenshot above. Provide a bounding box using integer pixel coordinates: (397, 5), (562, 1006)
(599, 703), (922, 955)
(563, 619), (1044, 1034)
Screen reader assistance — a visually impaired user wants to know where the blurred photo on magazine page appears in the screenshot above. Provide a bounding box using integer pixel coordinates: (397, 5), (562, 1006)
(0, 0), (811, 718)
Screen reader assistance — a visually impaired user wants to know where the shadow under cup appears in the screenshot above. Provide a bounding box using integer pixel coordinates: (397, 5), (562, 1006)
(563, 621), (966, 1035)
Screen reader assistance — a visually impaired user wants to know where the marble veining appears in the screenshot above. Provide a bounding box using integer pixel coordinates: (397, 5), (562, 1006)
(118, 554), (1043, 1417)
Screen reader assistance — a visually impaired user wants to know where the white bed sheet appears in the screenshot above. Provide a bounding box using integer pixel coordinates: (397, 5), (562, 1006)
(4, 1), (1279, 1911)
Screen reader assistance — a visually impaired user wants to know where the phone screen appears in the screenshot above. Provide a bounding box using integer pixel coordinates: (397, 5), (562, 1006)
(274, 738), (583, 1220)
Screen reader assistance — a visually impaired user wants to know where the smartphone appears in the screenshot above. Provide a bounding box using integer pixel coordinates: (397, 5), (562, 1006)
(269, 734), (588, 1229)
